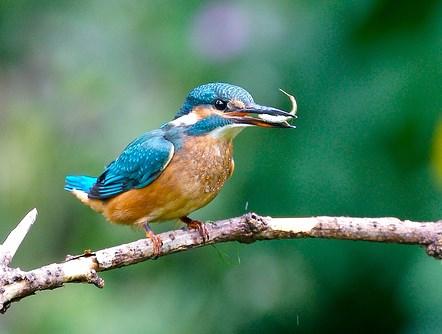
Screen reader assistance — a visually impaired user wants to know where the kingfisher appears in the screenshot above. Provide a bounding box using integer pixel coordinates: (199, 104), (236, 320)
(65, 83), (295, 255)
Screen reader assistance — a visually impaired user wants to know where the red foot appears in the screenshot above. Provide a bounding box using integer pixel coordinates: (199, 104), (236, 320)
(143, 223), (163, 257)
(180, 216), (209, 242)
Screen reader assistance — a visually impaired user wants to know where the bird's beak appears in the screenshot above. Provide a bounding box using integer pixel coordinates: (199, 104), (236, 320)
(223, 103), (295, 128)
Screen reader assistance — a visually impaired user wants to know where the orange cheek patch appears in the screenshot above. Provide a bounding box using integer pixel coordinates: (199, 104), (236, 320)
(192, 106), (216, 119)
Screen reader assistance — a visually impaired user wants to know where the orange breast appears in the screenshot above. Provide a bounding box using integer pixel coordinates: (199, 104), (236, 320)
(102, 135), (234, 226)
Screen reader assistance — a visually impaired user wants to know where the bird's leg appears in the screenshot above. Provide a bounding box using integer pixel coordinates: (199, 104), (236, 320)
(143, 222), (162, 257)
(180, 216), (209, 242)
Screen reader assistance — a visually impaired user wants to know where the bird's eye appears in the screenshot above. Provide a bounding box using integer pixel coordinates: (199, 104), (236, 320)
(213, 99), (228, 111)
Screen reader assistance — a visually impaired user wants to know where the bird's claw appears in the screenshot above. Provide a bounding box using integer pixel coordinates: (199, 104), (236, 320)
(143, 223), (163, 258)
(180, 217), (209, 242)
(152, 234), (163, 258)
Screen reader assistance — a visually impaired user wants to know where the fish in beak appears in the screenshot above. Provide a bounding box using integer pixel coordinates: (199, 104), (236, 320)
(223, 89), (297, 128)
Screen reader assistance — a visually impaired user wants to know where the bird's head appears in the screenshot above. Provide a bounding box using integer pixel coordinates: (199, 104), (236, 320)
(169, 83), (295, 139)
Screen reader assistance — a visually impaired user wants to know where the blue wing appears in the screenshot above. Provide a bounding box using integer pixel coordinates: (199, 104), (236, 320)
(88, 130), (174, 200)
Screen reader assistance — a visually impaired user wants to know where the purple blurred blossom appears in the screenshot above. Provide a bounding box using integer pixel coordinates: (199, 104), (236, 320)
(190, 3), (251, 62)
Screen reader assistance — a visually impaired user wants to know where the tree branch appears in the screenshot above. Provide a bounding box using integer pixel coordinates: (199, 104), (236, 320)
(0, 209), (37, 266)
(1, 210), (441, 313)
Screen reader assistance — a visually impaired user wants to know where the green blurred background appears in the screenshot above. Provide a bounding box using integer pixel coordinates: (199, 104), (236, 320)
(1, 0), (441, 333)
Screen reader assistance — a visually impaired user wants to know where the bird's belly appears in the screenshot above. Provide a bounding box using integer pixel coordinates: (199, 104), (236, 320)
(103, 136), (234, 225)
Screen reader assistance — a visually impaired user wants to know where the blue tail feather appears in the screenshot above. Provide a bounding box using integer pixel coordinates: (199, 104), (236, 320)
(64, 175), (97, 193)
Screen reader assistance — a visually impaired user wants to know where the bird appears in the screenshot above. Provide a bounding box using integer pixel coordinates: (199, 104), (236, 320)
(65, 82), (295, 256)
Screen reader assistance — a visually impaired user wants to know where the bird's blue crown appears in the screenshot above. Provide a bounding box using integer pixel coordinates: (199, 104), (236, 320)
(175, 82), (254, 119)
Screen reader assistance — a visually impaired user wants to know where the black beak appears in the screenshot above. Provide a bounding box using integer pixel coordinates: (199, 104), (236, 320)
(224, 103), (295, 128)
(242, 104), (293, 118)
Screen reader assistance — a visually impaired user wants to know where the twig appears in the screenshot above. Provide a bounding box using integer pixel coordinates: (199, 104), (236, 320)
(0, 209), (37, 266)
(0, 211), (441, 313)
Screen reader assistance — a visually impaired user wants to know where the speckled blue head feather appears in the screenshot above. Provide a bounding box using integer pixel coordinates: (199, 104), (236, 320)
(175, 83), (254, 119)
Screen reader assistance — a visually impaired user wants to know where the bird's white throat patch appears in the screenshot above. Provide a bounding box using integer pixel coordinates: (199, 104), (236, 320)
(169, 113), (199, 126)
(209, 123), (250, 140)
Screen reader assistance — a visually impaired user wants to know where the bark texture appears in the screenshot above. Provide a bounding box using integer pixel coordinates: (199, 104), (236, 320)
(1, 210), (441, 313)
